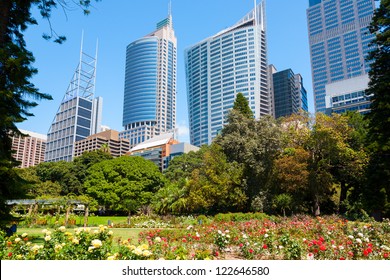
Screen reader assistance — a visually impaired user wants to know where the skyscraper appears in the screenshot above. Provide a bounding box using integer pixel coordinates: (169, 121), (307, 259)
(271, 68), (308, 119)
(185, 1), (270, 147)
(307, 0), (376, 113)
(45, 41), (102, 162)
(120, 10), (177, 148)
(11, 129), (46, 168)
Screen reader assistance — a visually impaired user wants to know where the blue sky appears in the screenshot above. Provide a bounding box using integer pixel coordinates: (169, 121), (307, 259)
(20, 0), (313, 143)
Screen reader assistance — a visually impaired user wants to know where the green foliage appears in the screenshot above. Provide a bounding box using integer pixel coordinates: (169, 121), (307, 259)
(85, 156), (166, 213)
(217, 111), (282, 210)
(232, 92), (253, 119)
(364, 0), (390, 218)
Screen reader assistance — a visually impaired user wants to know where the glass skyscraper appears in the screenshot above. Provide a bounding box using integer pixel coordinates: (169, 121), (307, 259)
(120, 12), (177, 148)
(185, 1), (270, 147)
(45, 45), (102, 162)
(272, 68), (308, 119)
(307, 0), (376, 113)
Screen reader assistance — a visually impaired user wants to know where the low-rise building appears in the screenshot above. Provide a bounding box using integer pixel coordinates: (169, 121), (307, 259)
(73, 129), (130, 158)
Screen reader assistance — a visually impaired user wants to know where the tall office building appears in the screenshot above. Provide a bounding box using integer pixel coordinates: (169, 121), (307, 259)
(120, 10), (177, 148)
(45, 43), (102, 162)
(11, 129), (46, 168)
(185, 1), (270, 147)
(272, 68), (308, 119)
(307, 0), (376, 113)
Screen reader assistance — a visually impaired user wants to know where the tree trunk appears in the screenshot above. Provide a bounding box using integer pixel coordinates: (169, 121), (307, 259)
(314, 197), (320, 216)
(127, 210), (131, 225)
(65, 205), (70, 226)
(339, 181), (348, 214)
(27, 204), (33, 215)
(83, 205), (89, 227)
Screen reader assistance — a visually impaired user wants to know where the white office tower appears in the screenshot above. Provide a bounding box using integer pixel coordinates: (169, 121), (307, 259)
(45, 40), (102, 162)
(185, 1), (270, 147)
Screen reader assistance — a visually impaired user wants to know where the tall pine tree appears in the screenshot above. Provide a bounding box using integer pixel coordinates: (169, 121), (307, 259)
(365, 0), (390, 218)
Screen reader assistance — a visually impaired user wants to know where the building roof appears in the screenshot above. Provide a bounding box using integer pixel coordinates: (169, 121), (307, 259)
(130, 132), (175, 152)
(19, 129), (47, 141)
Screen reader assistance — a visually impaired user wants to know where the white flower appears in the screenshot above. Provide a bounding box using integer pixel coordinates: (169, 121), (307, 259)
(55, 244), (62, 252)
(58, 226), (66, 232)
(264, 234), (269, 238)
(155, 237), (162, 243)
(302, 238), (306, 242)
(21, 233), (28, 238)
(225, 230), (230, 233)
(365, 238), (370, 242)
(279, 245), (284, 249)
(42, 229), (48, 234)
(44, 235), (51, 242)
(93, 230), (99, 234)
(186, 225), (193, 230)
(358, 232), (364, 238)
(88, 246), (94, 252)
(217, 230), (222, 235)
(14, 237), (21, 243)
(356, 238), (362, 244)
(242, 234), (248, 239)
(339, 245), (344, 250)
(196, 232), (200, 238)
(226, 234), (230, 239)
(108, 231), (113, 236)
(91, 239), (102, 248)
(348, 235), (354, 239)
(307, 253), (314, 260)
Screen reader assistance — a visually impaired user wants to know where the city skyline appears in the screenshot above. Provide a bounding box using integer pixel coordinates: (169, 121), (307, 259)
(20, 0), (314, 143)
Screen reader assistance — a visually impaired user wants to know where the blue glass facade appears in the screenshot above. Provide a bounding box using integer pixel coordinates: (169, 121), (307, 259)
(185, 1), (270, 147)
(123, 38), (158, 126)
(307, 0), (376, 113)
(121, 15), (177, 148)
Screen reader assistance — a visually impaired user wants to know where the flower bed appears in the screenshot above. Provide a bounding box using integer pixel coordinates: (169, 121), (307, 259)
(1, 215), (389, 260)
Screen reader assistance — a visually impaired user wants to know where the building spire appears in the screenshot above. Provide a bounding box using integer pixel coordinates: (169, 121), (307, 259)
(168, 0), (172, 17)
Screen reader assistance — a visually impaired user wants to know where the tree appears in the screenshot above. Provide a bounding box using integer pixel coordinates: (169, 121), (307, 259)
(0, 0), (99, 224)
(84, 156), (166, 221)
(216, 110), (282, 210)
(232, 92), (253, 119)
(365, 0), (390, 218)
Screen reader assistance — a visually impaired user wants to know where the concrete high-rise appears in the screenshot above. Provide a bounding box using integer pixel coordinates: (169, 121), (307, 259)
(185, 1), (270, 147)
(120, 10), (177, 148)
(45, 42), (102, 162)
(11, 129), (46, 168)
(307, 0), (376, 113)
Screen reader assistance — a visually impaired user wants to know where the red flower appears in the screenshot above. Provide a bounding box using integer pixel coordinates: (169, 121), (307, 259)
(348, 251), (354, 257)
(339, 257), (345, 260)
(8, 252), (12, 257)
(319, 245), (326, 251)
(249, 248), (254, 254)
(367, 247), (372, 253)
(384, 253), (389, 259)
(363, 249), (369, 256)
(182, 238), (187, 243)
(263, 244), (268, 249)
(214, 251), (219, 257)
(319, 236), (325, 242)
(239, 243), (243, 248)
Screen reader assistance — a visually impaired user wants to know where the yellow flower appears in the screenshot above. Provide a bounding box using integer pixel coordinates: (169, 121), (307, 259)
(121, 240), (129, 245)
(14, 237), (21, 243)
(21, 233), (28, 238)
(72, 238), (80, 244)
(139, 244), (149, 250)
(64, 232), (72, 236)
(133, 248), (143, 256)
(55, 244), (63, 252)
(42, 229), (48, 234)
(128, 245), (136, 250)
(44, 236), (51, 242)
(91, 239), (102, 248)
(108, 231), (113, 236)
(58, 226), (66, 232)
(142, 250), (152, 257)
(107, 255), (116, 260)
(88, 246), (94, 252)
